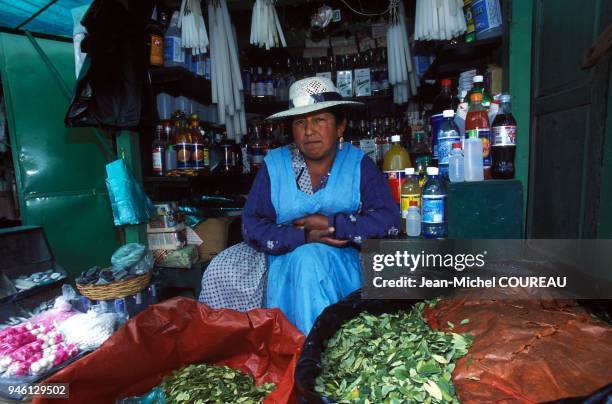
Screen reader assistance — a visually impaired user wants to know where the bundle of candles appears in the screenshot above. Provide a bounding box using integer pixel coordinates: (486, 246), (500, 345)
(250, 0), (286, 49)
(387, 0), (418, 104)
(179, 0), (209, 55)
(208, 0), (247, 142)
(414, 0), (467, 41)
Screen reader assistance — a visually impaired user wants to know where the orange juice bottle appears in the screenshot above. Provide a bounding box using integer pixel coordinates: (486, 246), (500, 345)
(383, 135), (412, 206)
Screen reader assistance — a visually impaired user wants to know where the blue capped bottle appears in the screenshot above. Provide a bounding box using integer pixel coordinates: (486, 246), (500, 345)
(421, 166), (447, 238)
(437, 109), (461, 180)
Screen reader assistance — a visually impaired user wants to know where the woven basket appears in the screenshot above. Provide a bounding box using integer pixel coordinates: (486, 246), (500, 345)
(76, 272), (152, 301)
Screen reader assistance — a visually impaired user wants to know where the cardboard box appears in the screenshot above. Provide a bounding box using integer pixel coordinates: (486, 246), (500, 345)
(193, 218), (234, 261)
(147, 202), (179, 231)
(147, 228), (186, 250)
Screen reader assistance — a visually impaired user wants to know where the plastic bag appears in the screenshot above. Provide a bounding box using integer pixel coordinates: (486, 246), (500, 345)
(71, 5), (89, 78)
(295, 290), (420, 403)
(34, 298), (305, 404)
(424, 289), (612, 403)
(106, 159), (156, 226)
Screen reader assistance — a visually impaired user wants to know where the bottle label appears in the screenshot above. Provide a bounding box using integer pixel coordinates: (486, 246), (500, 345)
(467, 128), (491, 167)
(438, 132), (461, 165)
(192, 145), (209, 170)
(265, 81), (274, 97)
(492, 125), (516, 146)
(175, 143), (194, 169)
(164, 36), (184, 64)
(359, 139), (377, 162)
(256, 82), (265, 97)
(150, 34), (164, 66)
(401, 193), (421, 215)
(384, 170), (406, 204)
(316, 72), (332, 80)
(152, 149), (163, 174)
(422, 195), (445, 224)
(430, 113), (445, 158)
(336, 70), (353, 97)
(354, 68), (372, 97)
(249, 145), (266, 167)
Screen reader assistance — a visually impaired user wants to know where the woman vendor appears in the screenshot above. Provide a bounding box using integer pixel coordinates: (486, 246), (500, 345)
(200, 77), (400, 334)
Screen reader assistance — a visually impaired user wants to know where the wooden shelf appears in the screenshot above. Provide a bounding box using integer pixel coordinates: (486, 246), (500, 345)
(422, 37), (503, 80)
(149, 66), (212, 105)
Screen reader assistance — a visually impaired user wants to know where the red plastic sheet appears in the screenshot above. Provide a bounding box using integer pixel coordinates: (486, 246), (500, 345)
(33, 298), (305, 404)
(425, 291), (612, 403)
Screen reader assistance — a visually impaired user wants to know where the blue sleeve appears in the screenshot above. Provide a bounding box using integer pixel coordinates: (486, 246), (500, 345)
(329, 156), (401, 241)
(242, 163), (306, 255)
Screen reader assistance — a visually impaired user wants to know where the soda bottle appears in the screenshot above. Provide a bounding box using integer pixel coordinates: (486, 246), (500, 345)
(383, 135), (412, 206)
(491, 94), (517, 179)
(162, 120), (177, 175)
(421, 167), (447, 238)
(405, 201), (421, 237)
(152, 125), (166, 176)
(464, 75), (492, 109)
(400, 167), (421, 233)
(448, 143), (465, 182)
(465, 92), (492, 179)
(431, 79), (459, 164)
(248, 125), (266, 171)
(436, 110), (461, 180)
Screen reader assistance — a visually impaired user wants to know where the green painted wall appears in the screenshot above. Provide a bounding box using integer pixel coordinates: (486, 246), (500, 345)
(0, 33), (121, 277)
(508, 0), (533, 236)
(598, 64), (612, 238)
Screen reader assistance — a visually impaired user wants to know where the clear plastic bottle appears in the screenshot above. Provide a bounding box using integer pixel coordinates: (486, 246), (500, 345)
(421, 167), (447, 238)
(405, 201), (421, 237)
(437, 110), (461, 180)
(464, 132), (484, 181)
(400, 167), (421, 233)
(448, 143), (465, 182)
(164, 11), (184, 67)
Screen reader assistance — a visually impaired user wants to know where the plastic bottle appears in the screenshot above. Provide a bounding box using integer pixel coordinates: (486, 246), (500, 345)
(464, 75), (492, 109)
(401, 167), (421, 233)
(437, 110), (461, 179)
(164, 11), (184, 67)
(152, 125), (166, 176)
(421, 167), (447, 238)
(405, 201), (421, 237)
(163, 120), (177, 174)
(464, 131), (484, 181)
(431, 79), (460, 164)
(383, 135), (412, 206)
(465, 92), (491, 179)
(448, 143), (465, 182)
(491, 94), (517, 179)
(173, 112), (193, 172)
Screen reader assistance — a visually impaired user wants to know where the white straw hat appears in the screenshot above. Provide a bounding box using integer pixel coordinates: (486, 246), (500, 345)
(267, 76), (363, 120)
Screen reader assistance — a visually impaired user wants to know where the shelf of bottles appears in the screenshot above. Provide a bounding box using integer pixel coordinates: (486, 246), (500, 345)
(242, 48), (394, 115)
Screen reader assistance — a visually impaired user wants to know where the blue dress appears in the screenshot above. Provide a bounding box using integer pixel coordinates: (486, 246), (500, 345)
(264, 145), (364, 334)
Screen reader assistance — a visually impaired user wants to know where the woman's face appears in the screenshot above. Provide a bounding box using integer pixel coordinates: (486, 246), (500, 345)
(292, 111), (346, 161)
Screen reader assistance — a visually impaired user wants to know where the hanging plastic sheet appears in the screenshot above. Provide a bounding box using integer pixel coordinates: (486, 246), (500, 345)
(33, 298), (305, 404)
(105, 159), (155, 226)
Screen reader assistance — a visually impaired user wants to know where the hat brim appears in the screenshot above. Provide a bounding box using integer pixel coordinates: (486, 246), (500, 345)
(266, 100), (364, 121)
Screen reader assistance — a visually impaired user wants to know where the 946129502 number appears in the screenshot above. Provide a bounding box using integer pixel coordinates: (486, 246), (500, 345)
(7, 383), (69, 398)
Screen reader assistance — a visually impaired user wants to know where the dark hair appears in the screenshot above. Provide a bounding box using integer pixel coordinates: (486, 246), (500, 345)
(328, 107), (347, 125)
(285, 107), (347, 128)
